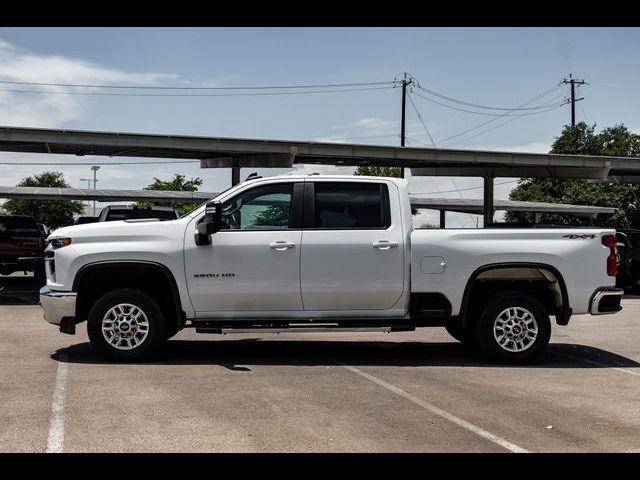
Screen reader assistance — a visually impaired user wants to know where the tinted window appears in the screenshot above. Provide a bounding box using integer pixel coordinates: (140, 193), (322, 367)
(105, 209), (177, 221)
(627, 233), (640, 248)
(0, 216), (40, 236)
(221, 183), (293, 230)
(314, 182), (389, 229)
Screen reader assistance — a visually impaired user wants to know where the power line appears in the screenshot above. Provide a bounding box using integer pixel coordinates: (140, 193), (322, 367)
(0, 85), (394, 98)
(407, 92), (436, 147)
(0, 79), (397, 90)
(411, 89), (567, 117)
(437, 86), (566, 146)
(441, 104), (565, 148)
(414, 83), (564, 111)
(404, 135), (433, 148)
(410, 179), (518, 196)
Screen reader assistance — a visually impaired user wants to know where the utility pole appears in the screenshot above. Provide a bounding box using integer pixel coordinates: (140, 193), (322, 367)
(400, 73), (413, 178)
(90, 166), (100, 216)
(80, 177), (93, 213)
(561, 73), (586, 127)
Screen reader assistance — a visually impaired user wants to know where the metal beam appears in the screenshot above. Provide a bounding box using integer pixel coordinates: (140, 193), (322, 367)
(440, 210), (446, 229)
(483, 176), (494, 226)
(0, 126), (637, 181)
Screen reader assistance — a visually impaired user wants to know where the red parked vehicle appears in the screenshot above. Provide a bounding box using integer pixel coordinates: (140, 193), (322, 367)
(0, 215), (46, 283)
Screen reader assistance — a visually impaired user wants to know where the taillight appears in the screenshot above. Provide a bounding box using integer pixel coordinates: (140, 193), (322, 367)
(602, 234), (617, 276)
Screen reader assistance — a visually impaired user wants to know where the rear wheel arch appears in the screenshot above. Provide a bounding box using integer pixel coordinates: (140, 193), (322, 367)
(459, 262), (570, 328)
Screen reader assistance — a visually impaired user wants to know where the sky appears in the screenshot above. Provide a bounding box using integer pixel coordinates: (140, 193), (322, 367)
(0, 27), (639, 227)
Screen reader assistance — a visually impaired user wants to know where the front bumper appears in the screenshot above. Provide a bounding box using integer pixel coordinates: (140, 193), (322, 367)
(0, 256), (42, 270)
(39, 286), (76, 325)
(589, 287), (624, 315)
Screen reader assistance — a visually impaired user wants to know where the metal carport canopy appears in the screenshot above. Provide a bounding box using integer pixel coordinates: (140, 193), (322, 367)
(0, 185), (616, 217)
(409, 196), (616, 217)
(0, 186), (217, 203)
(1, 125), (640, 180)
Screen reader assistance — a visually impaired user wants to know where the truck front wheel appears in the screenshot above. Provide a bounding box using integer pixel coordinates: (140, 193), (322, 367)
(474, 291), (551, 364)
(87, 287), (167, 361)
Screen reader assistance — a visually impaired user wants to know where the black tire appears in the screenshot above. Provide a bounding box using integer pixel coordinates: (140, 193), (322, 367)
(474, 291), (551, 364)
(445, 322), (476, 346)
(33, 262), (46, 286)
(87, 287), (167, 361)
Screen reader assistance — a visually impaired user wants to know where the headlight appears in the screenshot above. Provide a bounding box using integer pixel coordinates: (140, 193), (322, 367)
(48, 237), (72, 249)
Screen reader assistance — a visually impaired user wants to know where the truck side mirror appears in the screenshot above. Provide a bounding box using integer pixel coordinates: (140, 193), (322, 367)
(195, 201), (223, 246)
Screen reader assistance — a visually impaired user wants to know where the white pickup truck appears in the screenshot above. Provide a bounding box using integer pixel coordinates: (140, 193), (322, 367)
(40, 175), (623, 364)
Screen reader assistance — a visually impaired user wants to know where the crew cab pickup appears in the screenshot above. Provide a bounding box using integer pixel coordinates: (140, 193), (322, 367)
(39, 175), (623, 363)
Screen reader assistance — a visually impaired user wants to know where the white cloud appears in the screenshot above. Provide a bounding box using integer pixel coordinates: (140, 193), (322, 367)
(0, 39), (177, 128)
(289, 164), (356, 176)
(352, 117), (396, 132)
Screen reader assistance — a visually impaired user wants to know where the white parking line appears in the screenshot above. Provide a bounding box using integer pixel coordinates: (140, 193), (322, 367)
(46, 354), (69, 453)
(331, 358), (529, 453)
(552, 352), (640, 377)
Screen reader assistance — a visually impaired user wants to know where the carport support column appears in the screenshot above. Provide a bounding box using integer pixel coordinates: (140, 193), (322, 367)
(231, 158), (240, 186)
(483, 176), (494, 227)
(440, 210), (446, 229)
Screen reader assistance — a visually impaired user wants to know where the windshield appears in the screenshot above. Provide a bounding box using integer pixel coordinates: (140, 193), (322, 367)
(105, 209), (177, 221)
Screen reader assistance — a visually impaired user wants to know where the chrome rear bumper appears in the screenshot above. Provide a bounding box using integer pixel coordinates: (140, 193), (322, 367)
(39, 286), (76, 325)
(589, 288), (624, 315)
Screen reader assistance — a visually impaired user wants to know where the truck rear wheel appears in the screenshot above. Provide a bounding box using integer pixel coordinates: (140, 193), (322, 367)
(87, 287), (167, 361)
(474, 291), (551, 364)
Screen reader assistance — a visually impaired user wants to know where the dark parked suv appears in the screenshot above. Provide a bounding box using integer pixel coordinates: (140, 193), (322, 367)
(616, 229), (640, 292)
(0, 215), (46, 282)
(96, 205), (178, 222)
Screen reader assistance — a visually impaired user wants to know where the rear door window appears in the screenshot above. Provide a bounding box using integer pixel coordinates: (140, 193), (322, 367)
(312, 182), (390, 229)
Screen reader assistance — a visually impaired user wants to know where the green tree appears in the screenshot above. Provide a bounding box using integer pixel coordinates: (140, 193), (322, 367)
(253, 205), (290, 227)
(136, 174), (204, 217)
(506, 123), (640, 228)
(354, 166), (402, 177)
(354, 165), (419, 215)
(1, 171), (84, 228)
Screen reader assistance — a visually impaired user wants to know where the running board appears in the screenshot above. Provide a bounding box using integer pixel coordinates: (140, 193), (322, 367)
(194, 324), (414, 334)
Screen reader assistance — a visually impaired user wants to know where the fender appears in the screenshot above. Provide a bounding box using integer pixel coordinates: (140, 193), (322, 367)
(73, 260), (185, 331)
(458, 262), (571, 327)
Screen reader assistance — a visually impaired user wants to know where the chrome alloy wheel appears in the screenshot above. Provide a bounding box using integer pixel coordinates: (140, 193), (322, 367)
(493, 307), (538, 353)
(101, 303), (150, 350)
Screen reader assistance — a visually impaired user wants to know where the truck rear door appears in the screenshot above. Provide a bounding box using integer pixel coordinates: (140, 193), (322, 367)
(299, 180), (405, 311)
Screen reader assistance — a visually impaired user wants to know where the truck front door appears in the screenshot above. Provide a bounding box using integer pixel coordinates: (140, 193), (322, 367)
(185, 181), (304, 315)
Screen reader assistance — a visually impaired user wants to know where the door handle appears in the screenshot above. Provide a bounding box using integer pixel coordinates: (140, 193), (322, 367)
(269, 241), (295, 251)
(373, 241), (398, 250)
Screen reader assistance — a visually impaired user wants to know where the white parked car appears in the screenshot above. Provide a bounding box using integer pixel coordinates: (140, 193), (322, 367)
(40, 175), (623, 363)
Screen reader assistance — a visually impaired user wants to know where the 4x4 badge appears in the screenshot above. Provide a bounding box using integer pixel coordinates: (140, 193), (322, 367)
(562, 234), (596, 239)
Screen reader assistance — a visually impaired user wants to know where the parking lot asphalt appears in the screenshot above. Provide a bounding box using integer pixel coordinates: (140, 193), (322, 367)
(0, 297), (639, 452)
